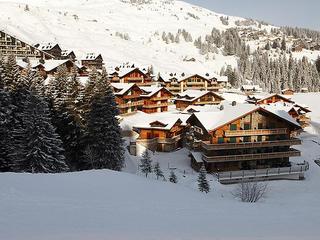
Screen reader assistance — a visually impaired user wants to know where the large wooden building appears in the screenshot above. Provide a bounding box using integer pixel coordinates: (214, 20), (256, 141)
(35, 43), (62, 59)
(247, 94), (294, 105)
(175, 90), (224, 110)
(80, 53), (103, 70)
(132, 117), (186, 154)
(159, 73), (224, 94)
(110, 67), (153, 86)
(186, 104), (302, 173)
(0, 30), (54, 59)
(140, 86), (174, 113)
(111, 83), (144, 115)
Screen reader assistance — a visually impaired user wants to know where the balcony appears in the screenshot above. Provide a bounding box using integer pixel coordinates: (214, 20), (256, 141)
(194, 101), (221, 105)
(142, 102), (169, 109)
(123, 94), (141, 99)
(157, 134), (182, 144)
(118, 100), (144, 108)
(202, 149), (301, 163)
(186, 82), (205, 86)
(152, 96), (171, 101)
(224, 128), (288, 137)
(215, 161), (309, 184)
(126, 77), (144, 82)
(202, 138), (302, 150)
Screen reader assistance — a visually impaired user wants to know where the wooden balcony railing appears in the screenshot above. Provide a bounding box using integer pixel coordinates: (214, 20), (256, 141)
(151, 96), (171, 101)
(186, 82), (205, 86)
(202, 149), (301, 163)
(157, 134), (182, 144)
(122, 94), (141, 99)
(118, 100), (144, 108)
(224, 128), (288, 137)
(142, 103), (169, 109)
(126, 77), (144, 82)
(202, 138), (302, 150)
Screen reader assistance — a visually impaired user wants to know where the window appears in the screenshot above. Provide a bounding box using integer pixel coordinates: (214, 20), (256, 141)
(258, 123), (263, 129)
(257, 136), (262, 142)
(243, 136), (251, 142)
(244, 123), (251, 130)
(230, 124), (237, 130)
(193, 126), (203, 135)
(218, 137), (224, 144)
(230, 137), (237, 143)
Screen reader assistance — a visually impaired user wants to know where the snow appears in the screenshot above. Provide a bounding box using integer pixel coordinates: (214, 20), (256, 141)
(111, 83), (135, 95)
(1, 93), (320, 239)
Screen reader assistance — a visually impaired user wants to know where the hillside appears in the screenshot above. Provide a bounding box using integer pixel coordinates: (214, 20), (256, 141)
(0, 0), (272, 74)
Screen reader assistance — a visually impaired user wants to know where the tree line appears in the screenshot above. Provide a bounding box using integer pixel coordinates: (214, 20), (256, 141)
(0, 55), (124, 173)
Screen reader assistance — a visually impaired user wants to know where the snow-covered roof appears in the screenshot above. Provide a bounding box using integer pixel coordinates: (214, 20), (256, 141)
(16, 59), (44, 69)
(43, 59), (72, 72)
(81, 53), (102, 60)
(140, 86), (167, 97)
(175, 90), (223, 102)
(190, 102), (300, 132)
(36, 42), (60, 51)
(61, 50), (75, 57)
(241, 85), (262, 91)
(111, 83), (136, 95)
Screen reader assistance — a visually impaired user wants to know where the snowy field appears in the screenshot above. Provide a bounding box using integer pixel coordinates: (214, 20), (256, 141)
(1, 93), (320, 240)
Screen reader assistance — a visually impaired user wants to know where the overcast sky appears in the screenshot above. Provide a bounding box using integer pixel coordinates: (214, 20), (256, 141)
(184, 0), (320, 30)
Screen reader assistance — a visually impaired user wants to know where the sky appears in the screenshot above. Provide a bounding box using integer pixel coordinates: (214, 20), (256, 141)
(184, 0), (320, 31)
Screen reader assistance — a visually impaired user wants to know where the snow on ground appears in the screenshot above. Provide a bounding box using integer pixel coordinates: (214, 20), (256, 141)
(1, 93), (320, 240)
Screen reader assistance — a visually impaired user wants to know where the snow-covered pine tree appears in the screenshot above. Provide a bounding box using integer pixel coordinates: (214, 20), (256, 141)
(169, 170), (178, 183)
(9, 89), (68, 173)
(197, 164), (210, 193)
(140, 150), (152, 178)
(153, 162), (164, 180)
(316, 56), (320, 73)
(3, 55), (21, 91)
(281, 36), (286, 51)
(83, 69), (124, 170)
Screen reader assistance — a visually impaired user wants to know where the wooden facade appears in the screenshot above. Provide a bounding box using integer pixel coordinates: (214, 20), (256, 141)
(175, 91), (224, 110)
(112, 84), (144, 115)
(161, 74), (223, 94)
(187, 107), (302, 173)
(81, 53), (103, 70)
(35, 43), (62, 59)
(281, 89), (295, 95)
(110, 68), (153, 86)
(133, 119), (185, 152)
(140, 87), (173, 113)
(0, 30), (54, 59)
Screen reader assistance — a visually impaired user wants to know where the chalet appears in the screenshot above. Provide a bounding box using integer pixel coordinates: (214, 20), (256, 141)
(281, 88), (295, 95)
(241, 85), (262, 94)
(35, 43), (62, 59)
(186, 103), (304, 181)
(247, 94), (294, 105)
(288, 104), (311, 128)
(61, 50), (76, 61)
(81, 53), (103, 70)
(140, 86), (174, 113)
(301, 87), (308, 93)
(159, 73), (224, 94)
(0, 30), (54, 59)
(111, 83), (144, 115)
(174, 90), (224, 110)
(110, 67), (153, 86)
(132, 117), (186, 154)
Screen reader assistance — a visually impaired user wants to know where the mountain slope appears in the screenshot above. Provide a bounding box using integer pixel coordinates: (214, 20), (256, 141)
(0, 0), (272, 74)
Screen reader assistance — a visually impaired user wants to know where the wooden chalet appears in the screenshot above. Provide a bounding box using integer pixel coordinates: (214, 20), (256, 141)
(159, 73), (224, 94)
(35, 43), (62, 59)
(61, 50), (76, 61)
(111, 83), (144, 115)
(140, 86), (174, 113)
(288, 104), (311, 128)
(81, 53), (103, 70)
(0, 30), (54, 59)
(247, 94), (294, 105)
(132, 117), (185, 154)
(186, 104), (302, 174)
(281, 88), (295, 95)
(241, 85), (262, 94)
(175, 90), (224, 110)
(110, 67), (153, 86)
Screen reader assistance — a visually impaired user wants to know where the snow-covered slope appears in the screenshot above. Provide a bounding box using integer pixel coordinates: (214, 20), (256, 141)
(0, 0), (272, 74)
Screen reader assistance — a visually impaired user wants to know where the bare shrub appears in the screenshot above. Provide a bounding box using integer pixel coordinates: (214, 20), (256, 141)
(232, 181), (268, 203)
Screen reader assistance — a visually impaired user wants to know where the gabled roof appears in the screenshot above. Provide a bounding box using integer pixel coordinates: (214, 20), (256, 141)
(16, 59), (44, 69)
(140, 86), (172, 98)
(81, 53), (102, 61)
(189, 103), (300, 133)
(134, 117), (182, 131)
(178, 74), (211, 83)
(36, 42), (61, 51)
(175, 90), (224, 102)
(61, 50), (75, 57)
(111, 83), (137, 96)
(118, 67), (148, 79)
(256, 94), (295, 104)
(43, 59), (74, 72)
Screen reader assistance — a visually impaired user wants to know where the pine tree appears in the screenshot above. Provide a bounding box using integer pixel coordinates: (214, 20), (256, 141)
(140, 150), (152, 178)
(281, 36), (287, 51)
(316, 56), (320, 73)
(83, 69), (124, 170)
(197, 164), (210, 193)
(169, 170), (178, 183)
(153, 162), (164, 180)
